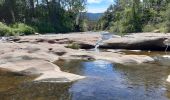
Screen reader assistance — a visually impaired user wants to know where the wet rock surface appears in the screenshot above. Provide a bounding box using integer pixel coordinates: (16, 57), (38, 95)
(0, 32), (170, 82)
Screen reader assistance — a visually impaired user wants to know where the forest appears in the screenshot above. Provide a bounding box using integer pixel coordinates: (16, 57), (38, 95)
(96, 0), (170, 35)
(0, 0), (86, 36)
(1, 1), (170, 99)
(0, 0), (170, 36)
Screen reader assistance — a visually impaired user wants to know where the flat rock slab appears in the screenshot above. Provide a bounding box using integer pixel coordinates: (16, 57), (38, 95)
(7, 32), (170, 50)
(60, 51), (154, 64)
(0, 59), (85, 82)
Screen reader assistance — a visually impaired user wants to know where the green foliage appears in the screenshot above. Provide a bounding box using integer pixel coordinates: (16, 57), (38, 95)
(66, 43), (80, 50)
(165, 4), (170, 33)
(0, 22), (13, 36)
(142, 24), (156, 32)
(0, 22), (35, 36)
(11, 23), (35, 35)
(96, 0), (170, 34)
(33, 22), (56, 33)
(0, 0), (87, 33)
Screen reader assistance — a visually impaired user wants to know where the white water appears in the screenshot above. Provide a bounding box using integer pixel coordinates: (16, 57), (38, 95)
(163, 39), (170, 58)
(164, 39), (170, 54)
(94, 39), (103, 52)
(94, 32), (120, 52)
(94, 33), (110, 52)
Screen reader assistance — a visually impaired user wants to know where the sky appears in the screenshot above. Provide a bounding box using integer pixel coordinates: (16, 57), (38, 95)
(87, 0), (114, 13)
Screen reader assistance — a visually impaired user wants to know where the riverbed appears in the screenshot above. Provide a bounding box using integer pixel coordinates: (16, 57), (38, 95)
(0, 53), (170, 100)
(0, 33), (170, 100)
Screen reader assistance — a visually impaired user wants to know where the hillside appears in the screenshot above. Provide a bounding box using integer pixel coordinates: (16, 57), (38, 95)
(86, 13), (103, 21)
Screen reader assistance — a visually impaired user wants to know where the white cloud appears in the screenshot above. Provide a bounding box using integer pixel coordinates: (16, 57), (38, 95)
(87, 0), (102, 4)
(87, 0), (114, 13)
(87, 7), (106, 13)
(87, 0), (113, 4)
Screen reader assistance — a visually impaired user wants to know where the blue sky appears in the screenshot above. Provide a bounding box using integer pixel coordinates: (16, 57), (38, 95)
(87, 0), (114, 13)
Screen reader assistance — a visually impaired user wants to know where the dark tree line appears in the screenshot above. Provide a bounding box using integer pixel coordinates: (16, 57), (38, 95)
(0, 0), (86, 33)
(96, 0), (170, 34)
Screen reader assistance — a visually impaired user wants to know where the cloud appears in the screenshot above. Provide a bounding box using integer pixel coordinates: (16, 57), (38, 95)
(87, 0), (114, 13)
(87, 0), (102, 4)
(87, 7), (107, 13)
(87, 0), (113, 4)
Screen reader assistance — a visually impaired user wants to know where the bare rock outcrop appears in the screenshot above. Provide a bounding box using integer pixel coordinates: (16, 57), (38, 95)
(101, 37), (167, 50)
(0, 59), (85, 82)
(1, 32), (170, 83)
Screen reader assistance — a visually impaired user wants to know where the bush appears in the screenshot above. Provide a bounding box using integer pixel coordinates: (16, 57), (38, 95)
(11, 23), (35, 35)
(0, 22), (20, 36)
(0, 22), (13, 36)
(66, 43), (80, 49)
(142, 24), (156, 32)
(155, 23), (168, 33)
(0, 22), (35, 36)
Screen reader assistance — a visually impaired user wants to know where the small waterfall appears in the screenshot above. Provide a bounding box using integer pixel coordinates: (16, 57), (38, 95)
(165, 44), (169, 54)
(163, 39), (170, 58)
(95, 39), (103, 52)
(164, 39), (170, 54)
(94, 32), (113, 52)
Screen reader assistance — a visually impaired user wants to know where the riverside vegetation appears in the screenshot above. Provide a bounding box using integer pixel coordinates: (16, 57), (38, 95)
(0, 0), (170, 36)
(0, 0), (86, 36)
(96, 0), (170, 35)
(1, 1), (170, 99)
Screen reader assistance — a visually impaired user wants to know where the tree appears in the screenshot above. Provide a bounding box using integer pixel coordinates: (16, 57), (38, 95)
(0, 0), (87, 33)
(96, 0), (170, 34)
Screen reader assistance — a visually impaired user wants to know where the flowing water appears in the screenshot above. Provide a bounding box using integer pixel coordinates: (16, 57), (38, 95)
(94, 33), (113, 52)
(56, 60), (170, 100)
(1, 57), (170, 100)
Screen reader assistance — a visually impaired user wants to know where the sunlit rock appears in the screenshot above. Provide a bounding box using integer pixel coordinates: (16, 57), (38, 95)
(167, 75), (170, 83)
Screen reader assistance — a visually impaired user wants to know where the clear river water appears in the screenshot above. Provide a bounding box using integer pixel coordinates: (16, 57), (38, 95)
(0, 51), (170, 100)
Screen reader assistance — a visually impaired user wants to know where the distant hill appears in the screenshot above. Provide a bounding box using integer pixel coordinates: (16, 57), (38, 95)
(86, 13), (104, 21)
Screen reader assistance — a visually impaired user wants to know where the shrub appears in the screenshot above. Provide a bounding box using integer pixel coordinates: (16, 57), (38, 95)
(66, 43), (80, 49)
(0, 22), (35, 36)
(155, 23), (168, 33)
(11, 23), (35, 35)
(0, 22), (12, 36)
(142, 24), (156, 32)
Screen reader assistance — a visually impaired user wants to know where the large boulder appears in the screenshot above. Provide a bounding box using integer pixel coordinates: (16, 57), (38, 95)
(101, 37), (167, 50)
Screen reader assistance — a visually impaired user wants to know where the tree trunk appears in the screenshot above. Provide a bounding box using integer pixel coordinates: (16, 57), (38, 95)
(36, 0), (39, 5)
(29, 0), (35, 20)
(10, 9), (15, 23)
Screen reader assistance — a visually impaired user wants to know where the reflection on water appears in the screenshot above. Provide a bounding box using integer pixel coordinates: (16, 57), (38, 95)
(1, 60), (170, 100)
(58, 60), (170, 100)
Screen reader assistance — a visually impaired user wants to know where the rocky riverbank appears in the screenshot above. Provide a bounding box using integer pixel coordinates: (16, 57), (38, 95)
(0, 32), (170, 82)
